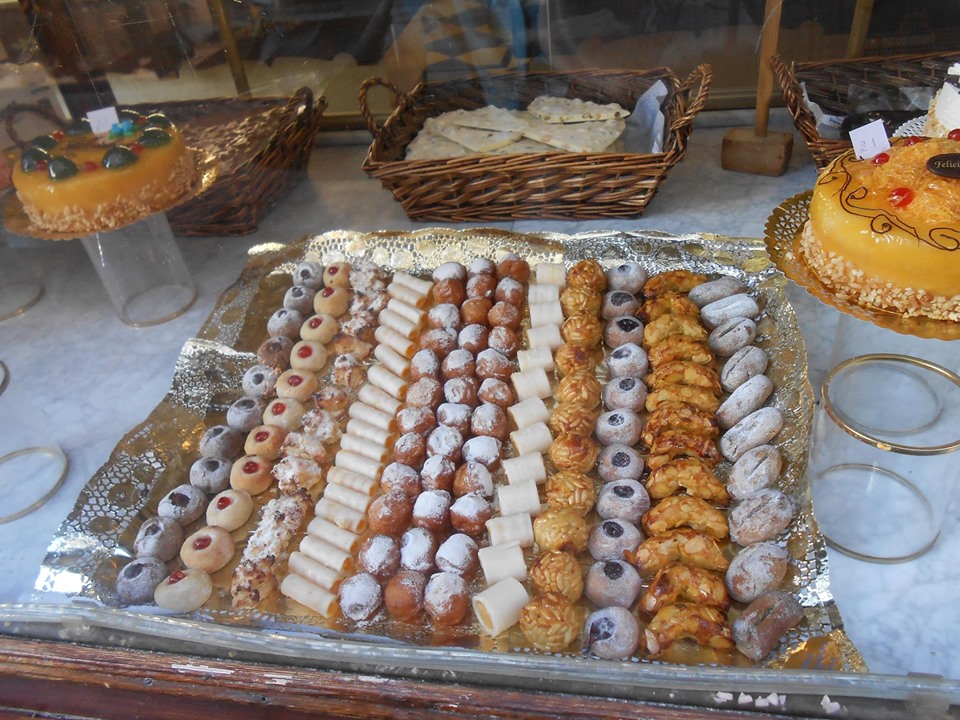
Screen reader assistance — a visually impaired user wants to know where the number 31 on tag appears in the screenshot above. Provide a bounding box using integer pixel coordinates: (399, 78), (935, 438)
(850, 119), (891, 160)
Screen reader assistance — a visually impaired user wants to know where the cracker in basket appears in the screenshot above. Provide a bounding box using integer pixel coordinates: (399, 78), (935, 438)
(486, 137), (561, 155)
(521, 117), (626, 153)
(405, 128), (470, 160)
(430, 112), (523, 152)
(448, 106), (531, 133)
(528, 96), (628, 123)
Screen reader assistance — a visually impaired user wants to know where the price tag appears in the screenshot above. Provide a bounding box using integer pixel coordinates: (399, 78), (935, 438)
(849, 119), (890, 160)
(86, 107), (119, 135)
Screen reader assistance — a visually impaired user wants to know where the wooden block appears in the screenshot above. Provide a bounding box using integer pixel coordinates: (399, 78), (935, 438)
(721, 128), (794, 177)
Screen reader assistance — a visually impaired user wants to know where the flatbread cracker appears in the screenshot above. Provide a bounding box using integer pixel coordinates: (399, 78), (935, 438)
(448, 106), (531, 133)
(428, 113), (522, 152)
(520, 116), (626, 153)
(485, 137), (561, 155)
(528, 95), (628, 123)
(405, 129), (470, 160)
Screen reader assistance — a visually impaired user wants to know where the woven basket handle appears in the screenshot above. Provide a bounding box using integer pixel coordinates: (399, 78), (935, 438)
(669, 64), (712, 134)
(0, 100), (66, 150)
(359, 77), (406, 137)
(771, 55), (818, 144)
(288, 86), (316, 128)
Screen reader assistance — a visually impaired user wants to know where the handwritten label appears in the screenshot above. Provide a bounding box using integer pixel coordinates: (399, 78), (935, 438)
(86, 107), (119, 135)
(849, 119), (890, 160)
(927, 153), (960, 178)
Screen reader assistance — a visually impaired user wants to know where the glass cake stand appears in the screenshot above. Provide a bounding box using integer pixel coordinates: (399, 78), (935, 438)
(3, 149), (215, 327)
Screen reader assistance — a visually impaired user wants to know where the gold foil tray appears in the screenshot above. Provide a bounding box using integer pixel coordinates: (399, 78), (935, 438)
(31, 229), (865, 692)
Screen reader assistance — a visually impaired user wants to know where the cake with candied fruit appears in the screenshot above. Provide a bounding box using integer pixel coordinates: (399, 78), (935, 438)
(925, 63), (960, 139)
(800, 137), (960, 320)
(12, 109), (194, 233)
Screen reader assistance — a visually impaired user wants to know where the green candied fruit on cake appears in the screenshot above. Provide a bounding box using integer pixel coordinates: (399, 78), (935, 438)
(102, 145), (138, 169)
(138, 128), (172, 148)
(27, 134), (59, 151)
(65, 118), (92, 136)
(143, 112), (172, 129)
(20, 146), (51, 172)
(47, 156), (79, 180)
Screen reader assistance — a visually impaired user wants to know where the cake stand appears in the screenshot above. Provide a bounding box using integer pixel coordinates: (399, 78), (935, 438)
(765, 194), (960, 562)
(3, 149), (216, 328)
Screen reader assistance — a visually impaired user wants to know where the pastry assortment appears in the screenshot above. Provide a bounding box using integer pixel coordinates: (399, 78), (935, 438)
(115, 250), (807, 666)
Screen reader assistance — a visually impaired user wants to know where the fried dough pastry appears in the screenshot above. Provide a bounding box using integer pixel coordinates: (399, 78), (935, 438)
(643, 603), (733, 657)
(549, 402), (599, 437)
(333, 333), (374, 360)
(639, 563), (730, 615)
(645, 384), (721, 414)
(560, 286), (602, 318)
(642, 495), (729, 539)
(556, 370), (602, 409)
(642, 402), (719, 446)
(561, 312), (605, 347)
(648, 361), (722, 395)
(642, 314), (708, 349)
(638, 292), (700, 323)
(647, 337), (715, 369)
(643, 270), (708, 299)
(629, 528), (729, 576)
(646, 429), (721, 469)
(645, 458), (730, 505)
(567, 259), (607, 292)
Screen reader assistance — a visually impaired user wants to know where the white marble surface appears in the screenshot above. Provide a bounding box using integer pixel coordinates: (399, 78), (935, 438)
(1, 109), (958, 685)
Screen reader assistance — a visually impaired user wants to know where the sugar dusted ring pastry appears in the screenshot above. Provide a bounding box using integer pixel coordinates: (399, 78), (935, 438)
(293, 260), (324, 289)
(596, 443), (644, 483)
(596, 479), (650, 524)
(587, 518), (642, 561)
(604, 316), (645, 347)
(606, 343), (649, 378)
(585, 559), (642, 608)
(241, 364), (279, 398)
(282, 286), (315, 316)
(189, 457), (232, 494)
(158, 484), (206, 525)
(117, 557), (168, 605)
(134, 516), (183, 562)
(256, 336), (293, 370)
(226, 396), (266, 433)
(199, 425), (244, 459)
(584, 606), (641, 660)
(606, 261), (647, 294)
(602, 376), (647, 412)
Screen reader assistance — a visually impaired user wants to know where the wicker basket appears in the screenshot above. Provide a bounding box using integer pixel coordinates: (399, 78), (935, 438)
(141, 88), (326, 236)
(359, 67), (711, 221)
(773, 51), (960, 170)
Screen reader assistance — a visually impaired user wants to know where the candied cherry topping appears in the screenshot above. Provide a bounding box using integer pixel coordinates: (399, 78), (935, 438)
(272, 402), (287, 415)
(243, 460), (260, 473)
(309, 317), (324, 328)
(288, 374), (303, 386)
(328, 265), (339, 274)
(129, 142), (143, 154)
(949, 128), (960, 141)
(889, 187), (915, 208)
(321, 287), (335, 297)
(903, 136), (924, 146)
(192, 536), (212, 550)
(254, 430), (270, 442)
(51, 130), (65, 141)
(81, 161), (98, 173)
(168, 571), (186, 584)
(871, 152), (889, 165)
(216, 496), (233, 510)
(297, 346), (313, 358)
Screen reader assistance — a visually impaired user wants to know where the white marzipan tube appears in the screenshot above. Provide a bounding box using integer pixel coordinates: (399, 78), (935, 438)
(502, 453), (547, 485)
(472, 577), (531, 636)
(478, 542), (527, 586)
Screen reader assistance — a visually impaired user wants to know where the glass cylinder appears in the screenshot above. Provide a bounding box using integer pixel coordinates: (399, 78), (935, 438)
(80, 212), (196, 327)
(0, 232), (44, 321)
(808, 354), (960, 562)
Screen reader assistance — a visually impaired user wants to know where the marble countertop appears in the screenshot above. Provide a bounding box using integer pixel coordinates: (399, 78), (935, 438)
(1, 108), (958, 688)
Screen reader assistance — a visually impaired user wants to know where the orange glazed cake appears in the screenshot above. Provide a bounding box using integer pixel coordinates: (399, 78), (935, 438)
(12, 109), (194, 234)
(800, 137), (960, 321)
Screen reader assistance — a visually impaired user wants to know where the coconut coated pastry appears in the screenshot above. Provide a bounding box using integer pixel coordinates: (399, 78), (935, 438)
(13, 110), (194, 233)
(801, 137), (960, 320)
